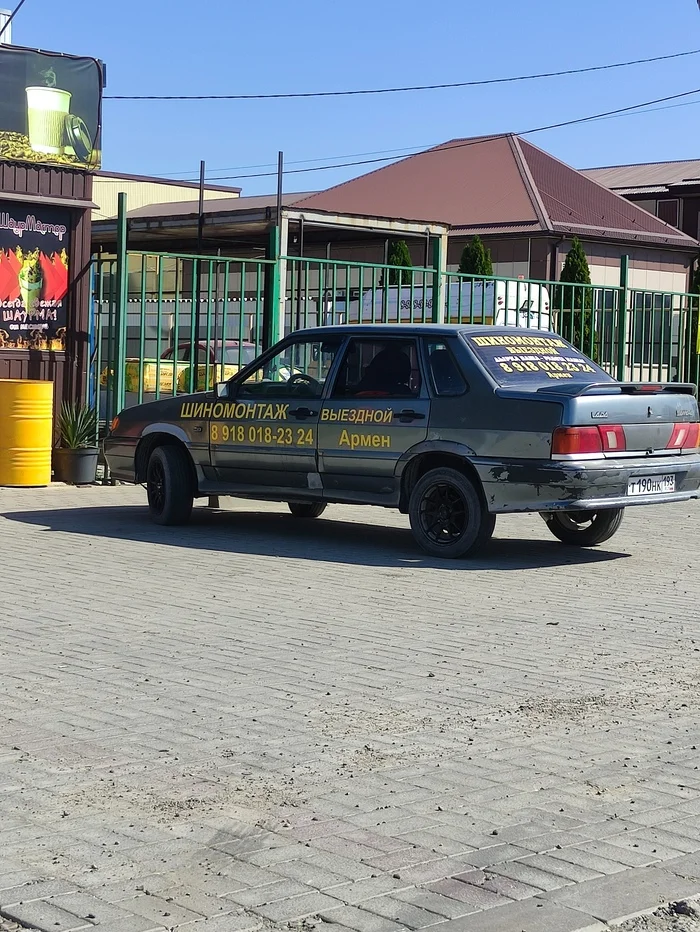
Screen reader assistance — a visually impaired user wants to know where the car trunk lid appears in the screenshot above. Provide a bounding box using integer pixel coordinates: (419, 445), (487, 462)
(541, 382), (699, 456)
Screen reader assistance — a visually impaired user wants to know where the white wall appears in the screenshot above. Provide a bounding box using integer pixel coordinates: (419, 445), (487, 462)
(92, 179), (238, 221)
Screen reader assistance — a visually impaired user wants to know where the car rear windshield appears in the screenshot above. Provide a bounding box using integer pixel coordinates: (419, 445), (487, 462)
(463, 332), (614, 388)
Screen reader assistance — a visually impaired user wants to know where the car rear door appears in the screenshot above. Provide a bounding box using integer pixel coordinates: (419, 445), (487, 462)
(318, 336), (430, 500)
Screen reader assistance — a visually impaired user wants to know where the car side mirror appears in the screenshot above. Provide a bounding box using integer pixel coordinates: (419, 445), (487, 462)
(216, 382), (231, 399)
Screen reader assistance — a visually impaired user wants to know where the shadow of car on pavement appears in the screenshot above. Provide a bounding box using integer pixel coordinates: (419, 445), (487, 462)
(2, 502), (631, 572)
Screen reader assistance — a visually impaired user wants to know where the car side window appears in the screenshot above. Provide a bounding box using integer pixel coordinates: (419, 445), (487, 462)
(332, 339), (421, 398)
(237, 338), (341, 398)
(426, 340), (467, 396)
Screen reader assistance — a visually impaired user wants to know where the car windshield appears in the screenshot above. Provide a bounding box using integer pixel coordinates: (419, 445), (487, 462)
(224, 345), (256, 365)
(463, 331), (614, 388)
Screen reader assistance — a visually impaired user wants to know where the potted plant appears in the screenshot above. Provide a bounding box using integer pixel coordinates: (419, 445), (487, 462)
(53, 401), (98, 485)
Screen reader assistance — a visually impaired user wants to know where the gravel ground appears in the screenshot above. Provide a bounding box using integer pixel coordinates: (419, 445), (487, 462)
(612, 901), (700, 931)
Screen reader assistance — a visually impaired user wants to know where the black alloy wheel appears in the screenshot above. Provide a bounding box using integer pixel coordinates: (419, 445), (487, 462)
(408, 467), (495, 558)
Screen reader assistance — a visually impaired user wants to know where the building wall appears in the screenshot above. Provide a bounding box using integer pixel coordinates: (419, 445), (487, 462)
(92, 178), (239, 221)
(557, 241), (692, 294)
(680, 196), (700, 241)
(300, 233), (692, 293)
(623, 191), (700, 242)
(447, 237), (536, 279)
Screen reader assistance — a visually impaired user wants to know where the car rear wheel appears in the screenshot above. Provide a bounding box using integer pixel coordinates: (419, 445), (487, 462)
(288, 502), (327, 519)
(409, 467), (495, 558)
(146, 445), (194, 526)
(542, 508), (624, 546)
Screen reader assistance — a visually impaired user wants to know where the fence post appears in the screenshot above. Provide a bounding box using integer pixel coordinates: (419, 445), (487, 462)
(617, 255), (629, 382)
(263, 218), (288, 347)
(112, 192), (128, 420)
(431, 233), (447, 324)
(263, 225), (279, 349)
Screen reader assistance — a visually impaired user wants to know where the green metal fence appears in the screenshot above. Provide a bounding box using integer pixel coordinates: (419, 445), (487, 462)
(284, 255), (441, 331)
(443, 270), (700, 385)
(90, 250), (700, 433)
(92, 251), (272, 426)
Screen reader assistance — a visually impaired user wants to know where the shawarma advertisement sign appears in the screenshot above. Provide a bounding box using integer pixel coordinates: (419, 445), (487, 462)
(0, 200), (70, 350)
(0, 45), (103, 170)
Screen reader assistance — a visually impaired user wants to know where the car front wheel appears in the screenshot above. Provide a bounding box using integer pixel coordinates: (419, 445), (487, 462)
(542, 508), (624, 546)
(409, 467), (495, 558)
(146, 445), (194, 526)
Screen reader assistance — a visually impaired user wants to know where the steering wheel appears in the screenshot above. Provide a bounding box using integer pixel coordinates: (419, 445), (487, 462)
(288, 372), (320, 390)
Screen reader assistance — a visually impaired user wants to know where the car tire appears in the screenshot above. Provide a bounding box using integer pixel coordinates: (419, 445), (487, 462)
(542, 508), (624, 546)
(409, 467), (495, 558)
(288, 502), (327, 519)
(146, 445), (194, 526)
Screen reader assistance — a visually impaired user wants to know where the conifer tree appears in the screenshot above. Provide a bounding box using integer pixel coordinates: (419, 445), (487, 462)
(458, 235), (493, 276)
(555, 237), (594, 352)
(386, 240), (413, 286)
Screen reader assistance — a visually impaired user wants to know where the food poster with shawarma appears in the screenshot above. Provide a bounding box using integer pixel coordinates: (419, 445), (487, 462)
(0, 201), (70, 350)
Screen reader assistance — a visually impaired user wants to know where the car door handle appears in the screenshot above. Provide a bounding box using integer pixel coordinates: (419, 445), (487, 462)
(396, 409), (426, 421)
(289, 407), (317, 418)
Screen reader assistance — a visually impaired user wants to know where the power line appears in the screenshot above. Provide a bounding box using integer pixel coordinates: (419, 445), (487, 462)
(103, 48), (700, 101)
(0, 0), (28, 40)
(111, 94), (700, 184)
(196, 87), (700, 182)
(155, 145), (433, 179)
(169, 95), (700, 181)
(94, 87), (700, 185)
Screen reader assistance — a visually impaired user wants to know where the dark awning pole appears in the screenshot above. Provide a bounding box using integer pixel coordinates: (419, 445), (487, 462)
(276, 151), (283, 229)
(194, 159), (205, 356)
(197, 159), (205, 253)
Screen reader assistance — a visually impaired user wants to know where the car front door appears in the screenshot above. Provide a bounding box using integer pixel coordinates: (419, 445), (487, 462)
(318, 337), (430, 500)
(210, 335), (342, 492)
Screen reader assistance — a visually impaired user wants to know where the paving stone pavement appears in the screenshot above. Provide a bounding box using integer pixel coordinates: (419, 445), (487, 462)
(1, 485), (700, 932)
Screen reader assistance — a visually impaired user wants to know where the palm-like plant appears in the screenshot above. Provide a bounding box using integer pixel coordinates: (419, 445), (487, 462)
(57, 402), (97, 449)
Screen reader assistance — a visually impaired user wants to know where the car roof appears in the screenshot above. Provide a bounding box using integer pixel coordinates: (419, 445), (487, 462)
(290, 323), (557, 339)
(177, 339), (254, 346)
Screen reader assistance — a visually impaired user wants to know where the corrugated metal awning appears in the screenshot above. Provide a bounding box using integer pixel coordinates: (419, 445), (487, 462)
(0, 189), (97, 210)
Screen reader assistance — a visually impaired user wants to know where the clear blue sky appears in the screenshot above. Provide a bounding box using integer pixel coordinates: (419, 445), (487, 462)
(11, 0), (700, 195)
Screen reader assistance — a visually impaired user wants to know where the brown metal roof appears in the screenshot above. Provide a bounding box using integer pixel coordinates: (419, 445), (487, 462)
(96, 170), (242, 194)
(293, 135), (698, 249)
(124, 191), (318, 220)
(293, 136), (538, 227)
(518, 138), (692, 244)
(582, 159), (700, 191)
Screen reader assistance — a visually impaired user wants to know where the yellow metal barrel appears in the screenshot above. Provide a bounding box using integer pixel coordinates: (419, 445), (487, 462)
(0, 379), (53, 487)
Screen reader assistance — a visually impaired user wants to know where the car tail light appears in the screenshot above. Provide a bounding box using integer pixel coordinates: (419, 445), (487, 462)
(667, 422), (700, 450)
(110, 416), (120, 433)
(552, 426), (603, 455)
(552, 424), (627, 456)
(599, 424), (626, 452)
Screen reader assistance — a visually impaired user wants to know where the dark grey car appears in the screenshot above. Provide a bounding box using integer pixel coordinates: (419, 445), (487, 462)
(104, 324), (700, 558)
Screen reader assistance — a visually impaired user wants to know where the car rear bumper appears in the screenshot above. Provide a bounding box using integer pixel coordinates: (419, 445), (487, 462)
(476, 453), (700, 513)
(103, 437), (138, 483)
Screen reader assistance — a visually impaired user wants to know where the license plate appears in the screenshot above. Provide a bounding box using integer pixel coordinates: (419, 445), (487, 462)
(627, 475), (675, 496)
